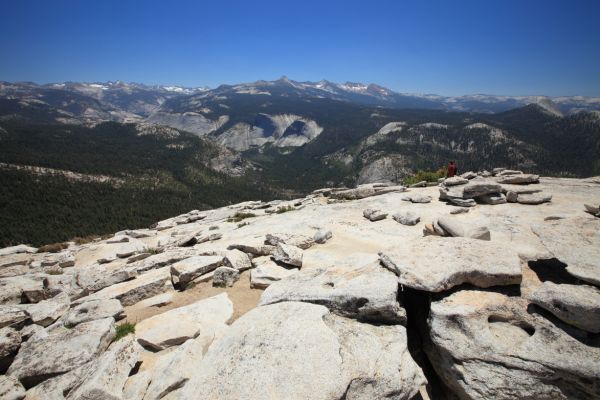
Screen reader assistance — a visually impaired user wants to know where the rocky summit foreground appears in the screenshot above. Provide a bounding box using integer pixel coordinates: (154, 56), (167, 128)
(0, 170), (600, 399)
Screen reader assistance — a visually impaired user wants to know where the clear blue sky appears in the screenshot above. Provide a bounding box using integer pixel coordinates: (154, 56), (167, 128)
(1, 0), (599, 96)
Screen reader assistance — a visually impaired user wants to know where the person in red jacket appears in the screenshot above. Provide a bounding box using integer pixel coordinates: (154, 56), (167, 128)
(446, 161), (457, 178)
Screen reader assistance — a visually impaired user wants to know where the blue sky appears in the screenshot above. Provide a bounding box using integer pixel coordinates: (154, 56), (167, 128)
(1, 0), (599, 96)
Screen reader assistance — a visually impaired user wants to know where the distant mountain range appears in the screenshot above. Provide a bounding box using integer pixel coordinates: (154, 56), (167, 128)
(1, 77), (599, 246)
(2, 77), (599, 124)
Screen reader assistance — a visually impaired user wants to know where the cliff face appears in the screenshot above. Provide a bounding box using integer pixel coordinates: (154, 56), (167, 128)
(1, 171), (599, 399)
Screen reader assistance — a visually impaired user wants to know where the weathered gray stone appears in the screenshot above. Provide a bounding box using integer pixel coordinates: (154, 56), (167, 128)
(363, 208), (388, 221)
(179, 302), (425, 400)
(402, 194), (432, 203)
(212, 266), (240, 287)
(478, 192), (507, 205)
(64, 299), (124, 327)
(227, 241), (276, 257)
(0, 276), (45, 305)
(123, 371), (151, 400)
(529, 282), (600, 333)
(443, 176), (469, 186)
(265, 233), (315, 250)
(531, 217), (600, 286)
(329, 184), (406, 200)
(427, 290), (600, 400)
(132, 248), (196, 273)
(260, 262), (406, 324)
(379, 236), (521, 292)
(313, 229), (333, 244)
(22, 292), (70, 327)
(496, 173), (539, 184)
(437, 216), (491, 240)
(449, 207), (470, 214)
(517, 193), (552, 204)
(135, 293), (232, 351)
(21, 361), (92, 400)
(170, 256), (223, 289)
(460, 171), (478, 179)
(66, 335), (140, 400)
(1, 327), (21, 373)
(272, 242), (303, 267)
(0, 375), (25, 400)
(140, 337), (205, 400)
(393, 210), (420, 226)
(440, 179), (503, 200)
(77, 266), (138, 293)
(75, 267), (171, 306)
(506, 190), (518, 202)
(447, 197), (476, 207)
(0, 245), (37, 257)
(221, 249), (252, 271)
(8, 318), (115, 388)
(249, 257), (299, 289)
(0, 306), (29, 329)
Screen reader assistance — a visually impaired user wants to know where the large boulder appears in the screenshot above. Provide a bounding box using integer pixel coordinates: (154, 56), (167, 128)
(440, 179), (503, 200)
(437, 216), (491, 240)
(495, 173), (539, 184)
(272, 243), (303, 267)
(250, 256), (299, 289)
(0, 245), (37, 257)
(379, 236), (521, 292)
(531, 217), (600, 286)
(517, 193), (552, 205)
(0, 375), (25, 400)
(529, 282), (600, 333)
(74, 267), (172, 306)
(20, 292), (70, 327)
(170, 256), (224, 289)
(135, 337), (205, 400)
(0, 306), (29, 330)
(66, 335), (140, 400)
(7, 318), (115, 388)
(220, 249), (252, 271)
(212, 266), (240, 287)
(131, 248), (197, 273)
(0, 276), (45, 305)
(393, 210), (420, 226)
(179, 302), (426, 400)
(64, 299), (124, 327)
(265, 233), (315, 250)
(363, 208), (388, 221)
(427, 290), (600, 399)
(401, 194), (432, 204)
(0, 327), (21, 373)
(76, 265), (138, 293)
(329, 184), (407, 200)
(259, 262), (406, 324)
(135, 293), (232, 351)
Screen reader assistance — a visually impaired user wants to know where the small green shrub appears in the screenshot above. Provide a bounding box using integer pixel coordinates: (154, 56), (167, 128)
(237, 222), (249, 228)
(403, 168), (446, 186)
(114, 322), (136, 341)
(275, 205), (294, 214)
(227, 212), (256, 223)
(37, 242), (69, 253)
(46, 269), (64, 275)
(146, 247), (163, 255)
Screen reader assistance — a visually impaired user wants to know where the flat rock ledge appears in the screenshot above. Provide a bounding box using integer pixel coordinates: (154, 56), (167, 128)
(379, 236), (522, 292)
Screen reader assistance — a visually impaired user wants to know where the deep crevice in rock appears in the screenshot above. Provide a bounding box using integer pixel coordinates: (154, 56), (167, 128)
(527, 258), (580, 284)
(400, 287), (456, 400)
